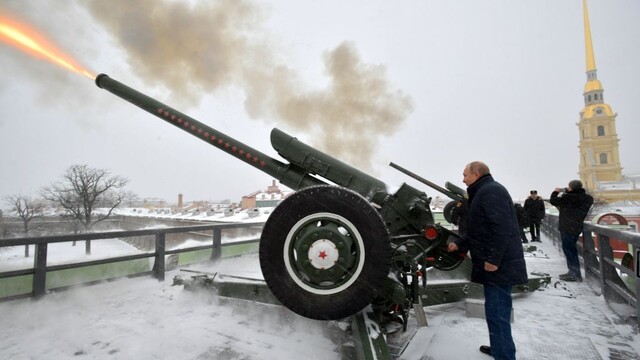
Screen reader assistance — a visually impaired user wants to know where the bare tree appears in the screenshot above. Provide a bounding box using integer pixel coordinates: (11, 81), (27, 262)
(2, 194), (43, 257)
(123, 191), (140, 207)
(41, 164), (128, 255)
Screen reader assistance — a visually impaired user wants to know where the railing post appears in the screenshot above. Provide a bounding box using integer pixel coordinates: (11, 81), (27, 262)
(597, 233), (610, 296)
(582, 230), (598, 280)
(543, 215), (561, 250)
(598, 234), (627, 304)
(210, 227), (222, 262)
(153, 233), (165, 281)
(32, 243), (48, 298)
(634, 244), (640, 327)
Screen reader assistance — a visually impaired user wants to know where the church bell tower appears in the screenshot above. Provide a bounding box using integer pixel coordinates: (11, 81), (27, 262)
(577, 0), (623, 193)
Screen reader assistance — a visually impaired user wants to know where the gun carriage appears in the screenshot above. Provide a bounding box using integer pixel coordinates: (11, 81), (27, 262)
(95, 74), (467, 327)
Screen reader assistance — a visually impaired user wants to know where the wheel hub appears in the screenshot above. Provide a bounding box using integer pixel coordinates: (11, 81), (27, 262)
(284, 212), (364, 294)
(308, 239), (340, 269)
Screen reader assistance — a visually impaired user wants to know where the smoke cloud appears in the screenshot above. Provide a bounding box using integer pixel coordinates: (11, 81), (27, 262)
(85, 0), (413, 170)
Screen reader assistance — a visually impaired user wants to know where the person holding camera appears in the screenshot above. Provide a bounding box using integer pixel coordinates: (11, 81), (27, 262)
(549, 180), (594, 282)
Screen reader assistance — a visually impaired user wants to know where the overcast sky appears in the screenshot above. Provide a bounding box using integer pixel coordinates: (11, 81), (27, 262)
(1, 0), (639, 207)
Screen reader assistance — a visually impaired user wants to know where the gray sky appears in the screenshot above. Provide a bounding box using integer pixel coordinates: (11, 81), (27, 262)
(1, 0), (639, 207)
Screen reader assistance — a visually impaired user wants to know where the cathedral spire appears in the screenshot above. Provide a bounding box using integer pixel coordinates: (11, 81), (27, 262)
(583, 0), (601, 91)
(583, 0), (597, 73)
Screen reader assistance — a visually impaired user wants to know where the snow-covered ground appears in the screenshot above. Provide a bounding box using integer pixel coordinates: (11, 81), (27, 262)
(0, 239), (143, 271)
(0, 234), (639, 359)
(111, 206), (275, 223)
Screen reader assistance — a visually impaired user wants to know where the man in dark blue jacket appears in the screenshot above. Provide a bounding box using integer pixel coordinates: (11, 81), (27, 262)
(448, 161), (527, 360)
(524, 190), (545, 242)
(549, 180), (593, 282)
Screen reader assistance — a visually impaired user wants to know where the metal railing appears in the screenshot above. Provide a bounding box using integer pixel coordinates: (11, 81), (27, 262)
(0, 222), (264, 301)
(542, 214), (640, 327)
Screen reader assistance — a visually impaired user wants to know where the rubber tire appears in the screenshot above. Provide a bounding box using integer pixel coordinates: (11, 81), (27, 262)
(443, 200), (459, 225)
(259, 185), (391, 320)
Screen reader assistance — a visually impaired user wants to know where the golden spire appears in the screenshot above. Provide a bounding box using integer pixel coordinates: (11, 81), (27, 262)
(583, 0), (597, 72)
(583, 0), (602, 92)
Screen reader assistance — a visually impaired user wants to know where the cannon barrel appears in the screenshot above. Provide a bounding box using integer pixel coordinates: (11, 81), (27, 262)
(95, 74), (324, 191)
(95, 74), (388, 201)
(389, 162), (467, 202)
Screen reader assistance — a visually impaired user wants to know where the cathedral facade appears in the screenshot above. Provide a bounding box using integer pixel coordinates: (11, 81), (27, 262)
(577, 0), (640, 203)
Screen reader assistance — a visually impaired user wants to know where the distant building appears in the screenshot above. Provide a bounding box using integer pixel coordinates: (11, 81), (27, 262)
(431, 196), (448, 210)
(589, 203), (640, 235)
(241, 180), (291, 209)
(586, 201), (640, 259)
(142, 197), (167, 208)
(241, 191), (261, 210)
(577, 2), (640, 203)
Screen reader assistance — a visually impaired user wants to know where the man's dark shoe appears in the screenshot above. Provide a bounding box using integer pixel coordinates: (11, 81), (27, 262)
(559, 273), (582, 282)
(522, 240), (528, 243)
(479, 345), (491, 356)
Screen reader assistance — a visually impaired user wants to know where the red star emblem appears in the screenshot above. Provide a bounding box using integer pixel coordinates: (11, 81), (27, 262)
(318, 251), (327, 259)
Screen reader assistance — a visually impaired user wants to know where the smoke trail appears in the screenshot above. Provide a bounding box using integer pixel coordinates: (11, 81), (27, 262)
(85, 0), (413, 170)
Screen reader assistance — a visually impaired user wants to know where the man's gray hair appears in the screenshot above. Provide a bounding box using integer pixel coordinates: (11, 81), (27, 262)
(569, 180), (583, 190)
(468, 161), (490, 176)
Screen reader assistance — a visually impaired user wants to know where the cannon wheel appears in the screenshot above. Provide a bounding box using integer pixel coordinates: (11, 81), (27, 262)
(259, 185), (391, 320)
(443, 200), (459, 225)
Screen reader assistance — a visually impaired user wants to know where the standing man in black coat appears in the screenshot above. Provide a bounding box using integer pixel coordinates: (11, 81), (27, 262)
(524, 190), (545, 242)
(549, 180), (594, 282)
(448, 161), (527, 360)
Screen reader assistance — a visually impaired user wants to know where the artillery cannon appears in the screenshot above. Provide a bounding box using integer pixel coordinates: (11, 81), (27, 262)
(95, 74), (464, 323)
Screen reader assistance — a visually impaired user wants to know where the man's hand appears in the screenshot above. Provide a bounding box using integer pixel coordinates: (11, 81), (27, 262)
(484, 262), (498, 272)
(447, 243), (459, 252)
